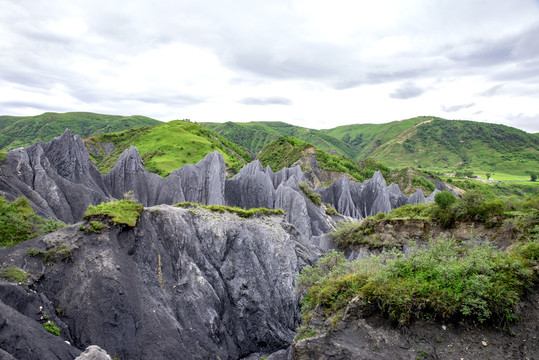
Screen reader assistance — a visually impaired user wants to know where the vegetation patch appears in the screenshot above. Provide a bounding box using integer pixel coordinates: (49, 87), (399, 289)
(0, 196), (67, 247)
(83, 199), (143, 227)
(42, 321), (60, 336)
(298, 237), (538, 328)
(28, 245), (72, 265)
(79, 220), (107, 234)
(175, 202), (285, 218)
(299, 182), (322, 205)
(0, 265), (30, 283)
(325, 203), (339, 216)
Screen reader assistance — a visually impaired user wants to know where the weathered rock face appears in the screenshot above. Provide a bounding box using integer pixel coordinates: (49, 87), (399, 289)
(0, 130), (226, 223)
(225, 161), (336, 239)
(0, 205), (320, 360)
(318, 172), (429, 220)
(0, 129), (432, 231)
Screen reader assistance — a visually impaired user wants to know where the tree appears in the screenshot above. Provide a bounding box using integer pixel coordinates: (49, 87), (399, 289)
(434, 191), (456, 209)
(486, 172), (491, 180)
(531, 173), (538, 182)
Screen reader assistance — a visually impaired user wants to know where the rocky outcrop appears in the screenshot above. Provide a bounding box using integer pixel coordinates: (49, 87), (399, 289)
(225, 161), (336, 238)
(318, 171), (423, 220)
(0, 130), (226, 223)
(0, 205), (320, 360)
(0, 129), (433, 235)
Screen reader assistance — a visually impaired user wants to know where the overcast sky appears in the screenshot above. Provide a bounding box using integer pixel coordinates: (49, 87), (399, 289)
(1, 0), (539, 132)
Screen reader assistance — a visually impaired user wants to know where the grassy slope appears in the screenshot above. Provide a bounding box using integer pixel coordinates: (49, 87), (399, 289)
(0, 112), (162, 151)
(206, 117), (538, 176)
(85, 120), (251, 177)
(203, 121), (355, 157)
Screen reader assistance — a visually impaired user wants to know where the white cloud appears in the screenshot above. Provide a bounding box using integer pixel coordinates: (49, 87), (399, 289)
(1, 0), (539, 132)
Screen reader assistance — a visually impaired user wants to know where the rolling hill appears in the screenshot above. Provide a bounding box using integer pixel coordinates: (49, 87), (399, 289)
(205, 117), (539, 176)
(0, 112), (162, 151)
(84, 120), (251, 177)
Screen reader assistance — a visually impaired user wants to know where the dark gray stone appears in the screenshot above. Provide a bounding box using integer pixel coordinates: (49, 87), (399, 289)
(0, 205), (320, 360)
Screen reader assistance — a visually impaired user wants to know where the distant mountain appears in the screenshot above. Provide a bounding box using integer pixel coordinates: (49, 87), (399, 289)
(0, 112), (162, 151)
(205, 117), (539, 175)
(85, 120), (252, 177)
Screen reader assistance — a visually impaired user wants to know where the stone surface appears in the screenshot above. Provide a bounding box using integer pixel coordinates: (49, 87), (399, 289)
(75, 346), (112, 360)
(0, 205), (320, 360)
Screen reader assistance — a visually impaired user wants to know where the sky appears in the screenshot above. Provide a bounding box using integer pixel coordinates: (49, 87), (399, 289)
(1, 0), (539, 133)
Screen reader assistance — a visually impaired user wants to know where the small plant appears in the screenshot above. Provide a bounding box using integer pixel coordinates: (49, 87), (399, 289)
(42, 321), (60, 336)
(29, 246), (72, 265)
(299, 182), (322, 206)
(325, 203), (339, 216)
(0, 265), (30, 283)
(80, 220), (106, 233)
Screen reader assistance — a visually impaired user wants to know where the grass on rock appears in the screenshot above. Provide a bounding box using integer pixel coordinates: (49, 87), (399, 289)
(83, 199), (143, 227)
(175, 202), (285, 218)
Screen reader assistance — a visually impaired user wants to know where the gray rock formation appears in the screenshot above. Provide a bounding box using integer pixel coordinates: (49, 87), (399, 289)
(0, 129), (226, 223)
(75, 346), (111, 360)
(225, 161), (337, 238)
(0, 128), (432, 235)
(0, 205), (320, 360)
(0, 281), (81, 359)
(318, 171), (422, 220)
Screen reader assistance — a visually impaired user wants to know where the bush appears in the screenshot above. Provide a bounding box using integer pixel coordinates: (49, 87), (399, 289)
(42, 321), (60, 336)
(0, 196), (66, 247)
(434, 191), (456, 209)
(298, 236), (538, 326)
(299, 182), (322, 206)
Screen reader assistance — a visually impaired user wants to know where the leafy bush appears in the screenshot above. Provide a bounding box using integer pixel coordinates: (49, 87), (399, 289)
(0, 265), (30, 283)
(42, 321), (60, 336)
(325, 203), (339, 216)
(299, 182), (322, 206)
(298, 237), (538, 326)
(434, 191), (456, 209)
(83, 199), (143, 227)
(0, 196), (67, 247)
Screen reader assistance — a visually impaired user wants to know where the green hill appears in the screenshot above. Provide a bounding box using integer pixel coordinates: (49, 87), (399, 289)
(205, 117), (539, 176)
(0, 112), (162, 151)
(203, 121), (355, 158)
(85, 120), (251, 177)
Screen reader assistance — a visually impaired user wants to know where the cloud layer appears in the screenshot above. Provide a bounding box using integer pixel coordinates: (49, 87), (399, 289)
(1, 0), (538, 132)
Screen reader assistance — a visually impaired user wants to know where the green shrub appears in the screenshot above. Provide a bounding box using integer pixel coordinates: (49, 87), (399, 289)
(299, 182), (322, 206)
(325, 203), (339, 216)
(0, 265), (30, 283)
(298, 236), (538, 326)
(0, 196), (66, 247)
(434, 191), (456, 209)
(83, 199), (143, 227)
(42, 321), (60, 336)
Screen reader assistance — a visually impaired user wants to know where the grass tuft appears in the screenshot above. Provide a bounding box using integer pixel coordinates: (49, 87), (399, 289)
(83, 199), (143, 227)
(175, 202), (285, 218)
